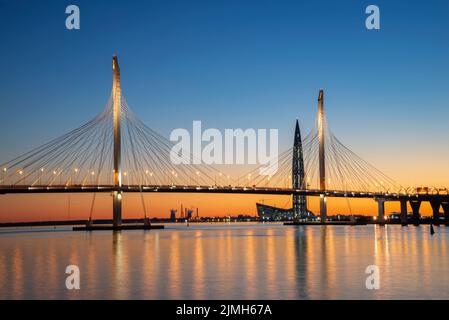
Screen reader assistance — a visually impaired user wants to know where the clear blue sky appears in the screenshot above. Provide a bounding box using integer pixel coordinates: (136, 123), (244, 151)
(0, 0), (448, 184)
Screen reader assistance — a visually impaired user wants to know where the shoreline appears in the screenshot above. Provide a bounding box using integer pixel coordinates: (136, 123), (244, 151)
(0, 218), (445, 229)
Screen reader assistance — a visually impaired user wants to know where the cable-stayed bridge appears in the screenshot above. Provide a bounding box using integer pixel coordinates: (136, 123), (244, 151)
(0, 56), (448, 228)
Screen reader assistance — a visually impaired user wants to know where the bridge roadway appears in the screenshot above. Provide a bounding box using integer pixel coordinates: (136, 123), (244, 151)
(0, 184), (446, 200)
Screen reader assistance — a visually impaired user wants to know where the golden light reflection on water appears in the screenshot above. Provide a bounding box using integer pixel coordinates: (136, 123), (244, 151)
(0, 224), (449, 299)
(284, 228), (296, 297)
(12, 247), (23, 299)
(193, 230), (205, 300)
(262, 228), (273, 298)
(0, 251), (6, 296)
(167, 231), (181, 299)
(112, 232), (129, 299)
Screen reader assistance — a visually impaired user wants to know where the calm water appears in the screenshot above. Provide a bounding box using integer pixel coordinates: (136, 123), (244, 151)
(0, 223), (448, 300)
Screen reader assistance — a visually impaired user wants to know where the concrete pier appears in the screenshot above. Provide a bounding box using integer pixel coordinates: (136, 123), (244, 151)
(376, 198), (385, 225)
(442, 202), (449, 226)
(400, 199), (408, 226)
(410, 200), (421, 226)
(430, 200), (441, 226)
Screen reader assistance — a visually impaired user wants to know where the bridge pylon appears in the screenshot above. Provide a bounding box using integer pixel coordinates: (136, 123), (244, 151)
(112, 55), (122, 227)
(318, 89), (327, 221)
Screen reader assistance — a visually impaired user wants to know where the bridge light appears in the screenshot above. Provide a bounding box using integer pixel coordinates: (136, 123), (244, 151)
(150, 172), (153, 176)
(18, 170), (23, 175)
(2, 168), (6, 172)
(91, 171), (95, 176)
(53, 170), (57, 175)
(196, 171), (200, 176)
(74, 168), (78, 173)
(40, 168), (44, 172)
(123, 172), (127, 176)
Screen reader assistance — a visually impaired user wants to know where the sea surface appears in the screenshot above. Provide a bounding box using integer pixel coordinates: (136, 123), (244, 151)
(0, 223), (448, 299)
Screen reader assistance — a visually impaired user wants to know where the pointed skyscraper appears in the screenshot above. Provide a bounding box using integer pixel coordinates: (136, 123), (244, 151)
(292, 119), (307, 218)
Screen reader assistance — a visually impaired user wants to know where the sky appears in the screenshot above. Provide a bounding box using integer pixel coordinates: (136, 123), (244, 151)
(0, 0), (448, 221)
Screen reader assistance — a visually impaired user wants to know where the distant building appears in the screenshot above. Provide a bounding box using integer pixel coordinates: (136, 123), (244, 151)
(256, 203), (293, 221)
(256, 203), (314, 221)
(186, 209), (193, 220)
(170, 209), (177, 222)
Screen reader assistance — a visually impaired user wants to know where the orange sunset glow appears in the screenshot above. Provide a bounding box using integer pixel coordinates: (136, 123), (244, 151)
(0, 192), (438, 223)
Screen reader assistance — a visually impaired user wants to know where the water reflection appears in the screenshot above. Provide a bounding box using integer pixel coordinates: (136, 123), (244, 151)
(0, 224), (449, 299)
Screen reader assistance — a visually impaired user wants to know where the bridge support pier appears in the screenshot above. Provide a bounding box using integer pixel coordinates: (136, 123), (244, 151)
(376, 199), (385, 225)
(409, 200), (421, 226)
(430, 200), (441, 226)
(320, 195), (327, 222)
(113, 191), (122, 227)
(400, 199), (408, 226)
(441, 202), (449, 226)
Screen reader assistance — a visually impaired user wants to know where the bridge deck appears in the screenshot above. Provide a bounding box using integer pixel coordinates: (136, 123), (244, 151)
(0, 185), (447, 201)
